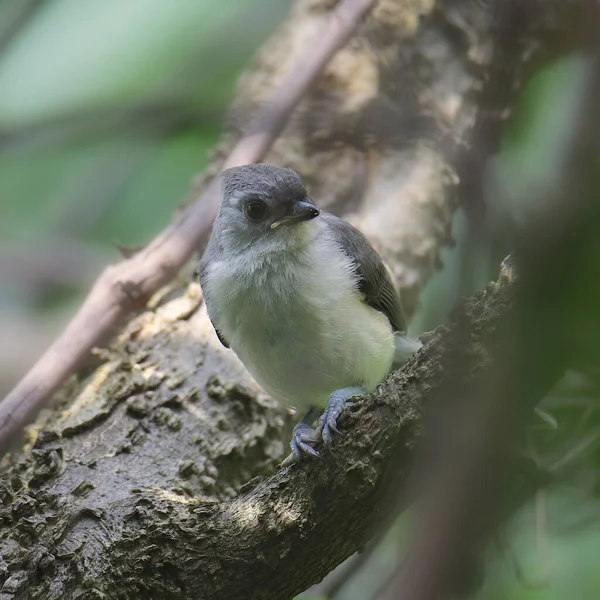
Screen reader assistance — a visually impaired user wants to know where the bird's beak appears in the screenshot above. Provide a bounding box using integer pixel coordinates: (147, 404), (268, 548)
(271, 200), (320, 229)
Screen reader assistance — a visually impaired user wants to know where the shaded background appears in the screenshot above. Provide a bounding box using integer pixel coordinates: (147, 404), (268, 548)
(0, 1), (598, 598)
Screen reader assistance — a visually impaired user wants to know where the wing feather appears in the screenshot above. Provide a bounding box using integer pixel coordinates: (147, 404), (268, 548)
(322, 213), (406, 333)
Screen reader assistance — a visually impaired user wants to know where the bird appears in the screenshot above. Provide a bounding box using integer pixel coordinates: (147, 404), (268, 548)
(198, 163), (419, 463)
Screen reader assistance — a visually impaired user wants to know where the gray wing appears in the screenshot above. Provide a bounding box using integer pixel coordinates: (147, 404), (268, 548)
(322, 212), (406, 333)
(197, 257), (230, 349)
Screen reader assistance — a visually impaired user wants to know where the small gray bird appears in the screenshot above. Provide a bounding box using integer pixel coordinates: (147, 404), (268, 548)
(199, 163), (419, 462)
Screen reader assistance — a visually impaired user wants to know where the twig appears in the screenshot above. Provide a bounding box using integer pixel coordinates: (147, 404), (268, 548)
(0, 0), (378, 457)
(223, 0), (376, 168)
(378, 4), (600, 599)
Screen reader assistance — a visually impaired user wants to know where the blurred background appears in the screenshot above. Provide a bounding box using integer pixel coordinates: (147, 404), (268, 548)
(0, 1), (598, 599)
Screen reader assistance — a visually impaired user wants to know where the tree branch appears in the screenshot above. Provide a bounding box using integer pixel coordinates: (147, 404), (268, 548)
(0, 269), (516, 600)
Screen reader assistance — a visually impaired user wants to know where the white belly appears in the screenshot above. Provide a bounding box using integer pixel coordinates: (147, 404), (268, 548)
(203, 224), (395, 410)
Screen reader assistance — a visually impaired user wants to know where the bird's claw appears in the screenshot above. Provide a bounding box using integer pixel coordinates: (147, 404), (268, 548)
(278, 422), (319, 468)
(318, 396), (351, 446)
(290, 421), (319, 460)
(280, 389), (363, 467)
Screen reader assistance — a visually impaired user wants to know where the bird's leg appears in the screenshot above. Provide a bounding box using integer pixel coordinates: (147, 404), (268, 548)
(279, 389), (364, 468)
(289, 405), (320, 461)
(318, 386), (365, 445)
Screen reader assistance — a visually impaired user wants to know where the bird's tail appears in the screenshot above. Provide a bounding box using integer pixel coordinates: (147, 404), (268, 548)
(392, 332), (422, 368)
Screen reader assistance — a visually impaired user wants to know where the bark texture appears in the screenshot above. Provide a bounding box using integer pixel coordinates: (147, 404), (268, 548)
(0, 0), (583, 598)
(0, 271), (515, 600)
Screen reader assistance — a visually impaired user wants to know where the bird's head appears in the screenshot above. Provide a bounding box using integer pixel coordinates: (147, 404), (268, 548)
(215, 164), (320, 252)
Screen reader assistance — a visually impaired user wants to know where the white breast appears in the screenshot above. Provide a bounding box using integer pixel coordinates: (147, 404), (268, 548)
(203, 220), (394, 411)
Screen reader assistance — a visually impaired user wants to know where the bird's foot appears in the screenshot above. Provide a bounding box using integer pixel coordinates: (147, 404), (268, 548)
(278, 390), (365, 468)
(278, 407), (320, 468)
(317, 386), (365, 446)
(290, 421), (319, 459)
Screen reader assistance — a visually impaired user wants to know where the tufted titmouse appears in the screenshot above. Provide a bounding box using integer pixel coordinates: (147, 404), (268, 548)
(199, 164), (420, 463)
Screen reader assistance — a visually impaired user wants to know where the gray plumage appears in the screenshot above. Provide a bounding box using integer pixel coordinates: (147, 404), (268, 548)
(221, 163), (307, 210)
(320, 212), (406, 334)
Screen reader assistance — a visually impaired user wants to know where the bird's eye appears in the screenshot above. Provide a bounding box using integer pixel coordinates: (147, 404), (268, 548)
(244, 200), (268, 221)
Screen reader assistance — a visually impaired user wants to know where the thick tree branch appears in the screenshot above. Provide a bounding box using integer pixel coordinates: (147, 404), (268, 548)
(0, 0), (377, 458)
(0, 270), (515, 600)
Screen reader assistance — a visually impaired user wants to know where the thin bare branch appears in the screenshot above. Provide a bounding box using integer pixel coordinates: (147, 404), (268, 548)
(0, 0), (378, 457)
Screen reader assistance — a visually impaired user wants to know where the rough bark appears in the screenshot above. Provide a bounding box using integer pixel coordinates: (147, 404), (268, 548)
(0, 269), (515, 600)
(0, 0), (584, 598)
